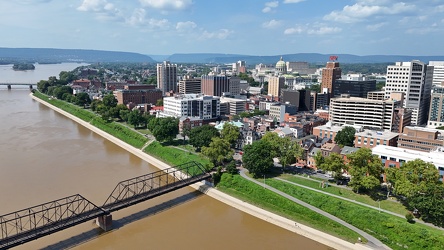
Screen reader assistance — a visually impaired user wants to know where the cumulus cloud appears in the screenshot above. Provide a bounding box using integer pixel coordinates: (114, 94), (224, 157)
(176, 21), (197, 32)
(324, 1), (415, 23)
(77, 0), (122, 21)
(199, 29), (233, 40)
(283, 0), (305, 3)
(284, 24), (342, 35)
(77, 0), (108, 12)
(126, 8), (170, 29)
(262, 19), (282, 29)
(139, 0), (192, 10)
(262, 1), (278, 13)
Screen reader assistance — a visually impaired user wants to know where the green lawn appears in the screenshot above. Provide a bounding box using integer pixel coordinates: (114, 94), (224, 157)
(217, 174), (365, 244)
(266, 178), (444, 250)
(280, 174), (408, 215)
(144, 141), (210, 168)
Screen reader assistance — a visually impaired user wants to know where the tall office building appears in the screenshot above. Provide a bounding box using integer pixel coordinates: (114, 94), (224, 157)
(157, 61), (177, 95)
(429, 61), (444, 86)
(427, 83), (444, 128)
(385, 60), (433, 126)
(321, 62), (341, 97)
(178, 76), (201, 94)
(268, 76), (285, 98)
(201, 75), (230, 96)
(333, 79), (376, 98)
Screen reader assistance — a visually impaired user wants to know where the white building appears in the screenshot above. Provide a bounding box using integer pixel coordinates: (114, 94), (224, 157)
(220, 96), (247, 115)
(372, 145), (444, 178)
(429, 61), (444, 86)
(385, 60), (433, 126)
(159, 94), (220, 120)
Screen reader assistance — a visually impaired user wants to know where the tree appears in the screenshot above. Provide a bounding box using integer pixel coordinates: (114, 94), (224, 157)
(202, 137), (231, 167)
(260, 132), (281, 158)
(37, 80), (50, 93)
(189, 125), (219, 149)
(320, 153), (347, 181)
(156, 98), (163, 106)
(119, 109), (130, 122)
(334, 126), (356, 147)
(243, 140), (274, 178)
(314, 151), (325, 169)
(347, 148), (383, 193)
(75, 92), (91, 106)
(102, 94), (117, 108)
(90, 99), (102, 112)
(221, 123), (240, 147)
(225, 160), (238, 174)
(151, 117), (179, 143)
(128, 110), (143, 128)
(279, 137), (303, 170)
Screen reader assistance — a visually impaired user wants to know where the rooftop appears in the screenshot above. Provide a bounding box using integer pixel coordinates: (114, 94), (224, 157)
(372, 145), (444, 167)
(355, 130), (399, 140)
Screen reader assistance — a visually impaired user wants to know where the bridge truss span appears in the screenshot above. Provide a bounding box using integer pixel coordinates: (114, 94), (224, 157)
(102, 161), (211, 212)
(0, 194), (106, 249)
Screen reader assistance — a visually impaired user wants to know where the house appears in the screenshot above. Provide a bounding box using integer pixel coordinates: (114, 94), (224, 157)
(273, 127), (294, 138)
(321, 142), (341, 157)
(307, 147), (321, 169)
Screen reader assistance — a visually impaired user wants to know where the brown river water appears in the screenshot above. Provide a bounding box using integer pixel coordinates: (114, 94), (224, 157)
(0, 70), (329, 250)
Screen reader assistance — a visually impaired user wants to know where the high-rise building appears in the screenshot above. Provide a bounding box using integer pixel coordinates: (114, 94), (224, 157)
(321, 62), (341, 97)
(429, 61), (444, 86)
(178, 76), (201, 94)
(228, 76), (241, 96)
(268, 76), (285, 98)
(201, 75), (231, 96)
(333, 79), (376, 98)
(385, 60), (434, 126)
(281, 89), (310, 111)
(428, 83), (444, 128)
(329, 94), (400, 131)
(157, 61), (177, 95)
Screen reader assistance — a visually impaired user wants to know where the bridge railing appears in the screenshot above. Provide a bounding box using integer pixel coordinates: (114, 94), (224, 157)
(102, 161), (210, 212)
(0, 194), (105, 249)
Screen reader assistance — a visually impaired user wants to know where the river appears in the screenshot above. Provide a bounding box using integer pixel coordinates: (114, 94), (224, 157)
(0, 64), (329, 250)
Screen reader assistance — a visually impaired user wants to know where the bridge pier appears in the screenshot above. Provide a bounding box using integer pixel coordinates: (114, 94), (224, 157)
(96, 214), (113, 231)
(29, 84), (33, 90)
(7, 85), (11, 90)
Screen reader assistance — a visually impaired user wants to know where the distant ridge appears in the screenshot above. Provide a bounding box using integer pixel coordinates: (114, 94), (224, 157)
(0, 48), (155, 63)
(162, 53), (444, 64)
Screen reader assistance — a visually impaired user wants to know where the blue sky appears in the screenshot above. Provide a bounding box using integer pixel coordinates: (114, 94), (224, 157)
(1, 0), (443, 56)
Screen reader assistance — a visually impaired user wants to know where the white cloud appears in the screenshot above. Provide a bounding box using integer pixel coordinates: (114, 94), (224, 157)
(126, 8), (170, 29)
(284, 24), (341, 35)
(324, 2), (415, 23)
(283, 0), (305, 3)
(77, 0), (122, 21)
(200, 29), (233, 40)
(262, 1), (278, 13)
(139, 0), (192, 10)
(262, 19), (282, 29)
(366, 22), (386, 31)
(176, 21), (197, 32)
(77, 0), (108, 12)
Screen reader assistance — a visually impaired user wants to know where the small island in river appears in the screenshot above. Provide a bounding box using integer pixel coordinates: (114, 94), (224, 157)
(12, 63), (35, 71)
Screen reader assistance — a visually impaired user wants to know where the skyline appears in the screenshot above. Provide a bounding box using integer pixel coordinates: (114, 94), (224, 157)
(1, 0), (444, 56)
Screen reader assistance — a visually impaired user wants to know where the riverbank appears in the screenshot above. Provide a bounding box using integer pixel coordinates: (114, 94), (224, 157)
(31, 94), (370, 250)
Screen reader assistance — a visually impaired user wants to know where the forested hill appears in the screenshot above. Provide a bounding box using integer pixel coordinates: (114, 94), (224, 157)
(163, 53), (444, 64)
(0, 48), (155, 64)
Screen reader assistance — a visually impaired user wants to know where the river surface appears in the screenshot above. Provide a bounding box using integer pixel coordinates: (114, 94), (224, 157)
(0, 64), (329, 250)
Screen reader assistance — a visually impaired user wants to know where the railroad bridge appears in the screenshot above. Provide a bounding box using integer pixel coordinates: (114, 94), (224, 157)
(0, 83), (37, 90)
(0, 161), (211, 249)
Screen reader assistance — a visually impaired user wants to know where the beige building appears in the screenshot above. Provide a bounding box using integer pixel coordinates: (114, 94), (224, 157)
(398, 126), (443, 152)
(157, 61), (177, 95)
(354, 130), (399, 149)
(178, 76), (201, 94)
(329, 94), (400, 131)
(321, 62), (341, 96)
(268, 76), (285, 98)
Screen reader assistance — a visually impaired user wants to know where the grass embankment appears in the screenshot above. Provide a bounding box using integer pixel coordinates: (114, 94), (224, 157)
(217, 174), (365, 244)
(33, 92), (148, 149)
(280, 175), (408, 215)
(144, 141), (210, 167)
(266, 179), (444, 250)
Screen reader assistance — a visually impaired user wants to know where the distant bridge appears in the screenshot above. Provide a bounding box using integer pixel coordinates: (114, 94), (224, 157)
(0, 161), (211, 249)
(0, 83), (37, 90)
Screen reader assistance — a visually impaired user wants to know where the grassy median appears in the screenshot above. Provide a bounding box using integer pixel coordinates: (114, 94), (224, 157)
(217, 173), (365, 244)
(266, 178), (444, 250)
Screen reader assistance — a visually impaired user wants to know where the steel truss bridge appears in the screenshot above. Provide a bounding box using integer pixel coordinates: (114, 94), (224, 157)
(0, 161), (211, 249)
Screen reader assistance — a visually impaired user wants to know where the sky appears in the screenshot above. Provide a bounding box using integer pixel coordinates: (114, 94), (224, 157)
(1, 0), (444, 56)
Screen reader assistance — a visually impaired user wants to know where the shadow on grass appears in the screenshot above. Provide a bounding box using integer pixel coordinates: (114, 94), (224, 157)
(41, 190), (204, 250)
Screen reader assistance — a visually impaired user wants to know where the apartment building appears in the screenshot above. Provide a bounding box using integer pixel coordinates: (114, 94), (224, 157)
(427, 83), (444, 128)
(159, 94), (220, 120)
(178, 76), (201, 94)
(157, 61), (177, 95)
(385, 60), (433, 126)
(321, 62), (341, 97)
